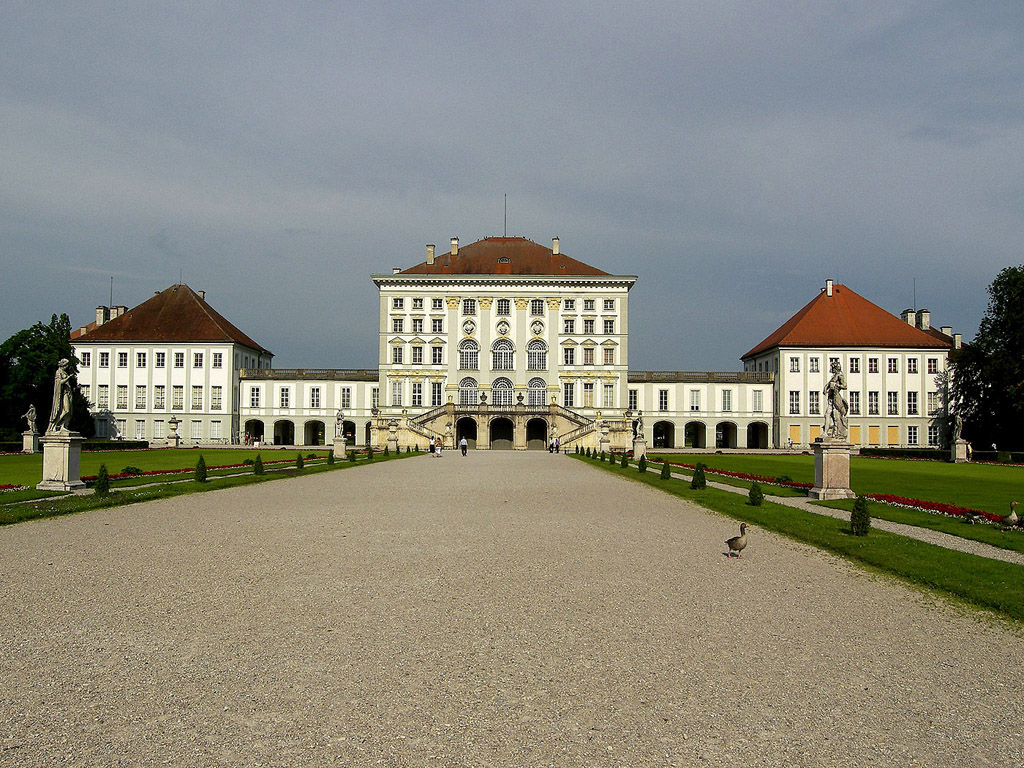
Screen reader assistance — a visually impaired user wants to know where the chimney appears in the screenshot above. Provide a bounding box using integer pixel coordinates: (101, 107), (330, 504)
(953, 333), (962, 349)
(95, 306), (110, 326)
(940, 325), (952, 336)
(111, 305), (128, 319)
(901, 309), (915, 325)
(198, 290), (206, 301)
(426, 244), (435, 265)
(825, 279), (833, 297)
(392, 267), (401, 274)
(915, 309), (930, 330)
(450, 237), (459, 256)
(552, 237), (560, 255)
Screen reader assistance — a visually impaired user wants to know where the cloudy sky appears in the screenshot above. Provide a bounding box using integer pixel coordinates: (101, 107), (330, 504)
(2, 2), (1022, 370)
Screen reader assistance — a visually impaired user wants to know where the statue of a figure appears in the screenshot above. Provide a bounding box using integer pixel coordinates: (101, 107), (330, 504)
(445, 421), (453, 438)
(23, 404), (38, 434)
(634, 410), (645, 440)
(335, 409), (344, 437)
(953, 412), (963, 442)
(47, 359), (73, 433)
(823, 360), (849, 440)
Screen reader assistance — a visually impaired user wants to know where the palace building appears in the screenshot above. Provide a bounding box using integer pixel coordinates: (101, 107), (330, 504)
(71, 235), (958, 451)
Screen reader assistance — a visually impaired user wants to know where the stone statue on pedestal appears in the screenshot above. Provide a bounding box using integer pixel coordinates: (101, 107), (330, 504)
(634, 410), (645, 440)
(47, 359), (73, 433)
(335, 409), (344, 438)
(23, 404), (38, 434)
(823, 361), (848, 440)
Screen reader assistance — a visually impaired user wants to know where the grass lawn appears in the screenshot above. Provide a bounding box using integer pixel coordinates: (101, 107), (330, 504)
(647, 452), (1024, 518)
(579, 454), (1024, 623)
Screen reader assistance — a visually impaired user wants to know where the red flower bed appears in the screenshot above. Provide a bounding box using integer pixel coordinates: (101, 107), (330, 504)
(0, 483), (28, 493)
(864, 493), (1003, 524)
(654, 458), (814, 490)
(81, 457), (299, 482)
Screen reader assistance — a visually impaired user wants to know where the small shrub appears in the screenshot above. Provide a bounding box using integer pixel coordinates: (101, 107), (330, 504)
(254, 454), (264, 475)
(195, 455), (207, 483)
(94, 464), (110, 495)
(327, 451), (335, 465)
(575, 445), (580, 455)
(296, 453), (304, 469)
(774, 475), (792, 484)
(306, 453), (316, 459)
(383, 446), (390, 457)
(242, 458), (254, 466)
(638, 456), (647, 473)
(851, 495), (871, 536)
(367, 447), (374, 461)
(748, 482), (764, 506)
(348, 451), (356, 462)
(120, 465), (143, 476)
(691, 463), (706, 490)
(620, 452), (628, 468)
(660, 460), (671, 480)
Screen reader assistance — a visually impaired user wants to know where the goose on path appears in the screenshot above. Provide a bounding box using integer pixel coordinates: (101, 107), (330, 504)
(726, 523), (749, 558)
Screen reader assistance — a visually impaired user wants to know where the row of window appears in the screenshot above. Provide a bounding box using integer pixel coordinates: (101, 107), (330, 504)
(789, 356), (941, 375)
(629, 388), (765, 413)
(391, 297), (617, 314)
(248, 386), (369, 410)
(389, 340), (618, 368)
(99, 418), (226, 441)
(788, 390), (941, 415)
(79, 351), (225, 370)
(82, 384), (224, 411)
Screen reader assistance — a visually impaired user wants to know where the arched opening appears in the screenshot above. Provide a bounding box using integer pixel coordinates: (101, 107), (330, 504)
(489, 417), (514, 450)
(491, 377), (514, 406)
(243, 419), (265, 445)
(527, 339), (547, 372)
(274, 420), (295, 446)
(304, 420), (326, 446)
(364, 421), (372, 446)
(341, 420), (356, 444)
(456, 417), (478, 449)
(527, 377), (546, 407)
(458, 339), (479, 371)
(653, 421), (675, 448)
(716, 421), (737, 449)
(685, 421), (707, 448)
(526, 418), (548, 450)
(746, 421), (769, 449)
(491, 339), (515, 371)
(459, 377), (478, 406)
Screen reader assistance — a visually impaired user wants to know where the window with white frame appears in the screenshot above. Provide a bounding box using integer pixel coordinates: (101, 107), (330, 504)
(174, 352), (185, 368)
(927, 358), (939, 374)
(908, 425), (918, 446)
(172, 386), (184, 409)
(583, 347), (594, 365)
(583, 318), (595, 335)
(431, 318), (443, 333)
(603, 299), (615, 311)
(690, 390), (700, 411)
(888, 358), (898, 374)
(462, 298), (476, 315)
(310, 387), (320, 408)
(432, 346), (443, 365)
(431, 298), (443, 310)
(116, 385), (128, 409)
(80, 384), (90, 403)
(868, 391), (879, 415)
(210, 420), (222, 440)
(849, 357), (860, 373)
(212, 352), (223, 369)
(279, 388), (289, 408)
(563, 347), (575, 366)
(392, 346), (403, 365)
(927, 391), (939, 415)
(492, 340), (514, 370)
(136, 352), (146, 368)
(211, 386), (222, 410)
(563, 318), (575, 334)
(527, 339), (547, 370)
(658, 389), (669, 411)
(249, 387), (261, 408)
(563, 299), (575, 311)
(459, 378), (478, 405)
(153, 420), (165, 439)
(603, 383), (615, 408)
(887, 391), (898, 415)
(80, 352), (91, 367)
(496, 298), (511, 315)
(849, 391), (860, 415)
(391, 383), (402, 407)
(603, 319), (615, 334)
(928, 424), (940, 446)
(412, 346), (423, 364)
(628, 389), (638, 410)
(431, 381), (442, 406)
(192, 353), (202, 368)
(868, 357), (878, 374)
(808, 391), (820, 415)
(392, 298), (404, 309)
(191, 420), (202, 440)
(155, 352), (165, 368)
(372, 388), (379, 408)
(530, 299), (545, 316)
(412, 298), (423, 310)
(907, 358), (918, 374)
(790, 357), (800, 373)
(412, 382), (423, 406)
(907, 391), (918, 415)
(563, 382), (574, 407)
(392, 318), (404, 333)
(722, 389), (733, 411)
(789, 391), (800, 414)
(412, 318), (423, 334)
(154, 386), (165, 409)
(528, 378), (546, 406)
(492, 378), (513, 406)
(192, 386), (204, 410)
(118, 352), (128, 368)
(809, 357), (819, 373)
(752, 390), (763, 412)
(459, 339), (479, 370)
(582, 382), (594, 408)
(115, 419), (126, 438)
(135, 386), (146, 409)
(341, 387), (351, 409)
(99, 352), (109, 368)
(603, 347), (614, 365)
(98, 385), (109, 408)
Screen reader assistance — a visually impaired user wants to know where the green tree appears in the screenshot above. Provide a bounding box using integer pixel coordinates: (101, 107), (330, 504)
(254, 454), (264, 475)
(94, 464), (110, 495)
(851, 495), (871, 536)
(748, 482), (764, 506)
(0, 314), (94, 439)
(660, 460), (671, 480)
(952, 265), (1024, 449)
(195, 455), (207, 483)
(691, 463), (707, 490)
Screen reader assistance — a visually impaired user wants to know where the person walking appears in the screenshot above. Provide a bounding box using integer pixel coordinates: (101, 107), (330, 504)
(434, 439), (442, 458)
(429, 436), (435, 455)
(460, 436), (468, 456)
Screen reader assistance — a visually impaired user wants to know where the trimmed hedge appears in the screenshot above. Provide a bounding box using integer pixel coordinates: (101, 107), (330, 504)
(858, 447), (947, 460)
(83, 440), (149, 451)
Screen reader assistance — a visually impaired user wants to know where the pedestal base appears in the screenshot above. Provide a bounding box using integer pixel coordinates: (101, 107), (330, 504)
(332, 437), (347, 459)
(633, 438), (647, 461)
(952, 439), (969, 463)
(22, 431), (40, 453)
(386, 437), (399, 454)
(36, 432), (87, 491)
(599, 437), (610, 455)
(809, 438), (856, 500)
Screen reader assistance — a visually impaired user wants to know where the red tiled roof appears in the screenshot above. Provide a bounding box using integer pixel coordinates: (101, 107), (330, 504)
(399, 237), (610, 276)
(73, 284), (272, 354)
(742, 283), (952, 359)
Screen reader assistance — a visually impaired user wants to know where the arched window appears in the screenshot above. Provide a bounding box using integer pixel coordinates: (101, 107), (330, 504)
(459, 339), (479, 370)
(528, 377), (546, 406)
(491, 377), (514, 406)
(459, 377), (478, 405)
(491, 339), (514, 370)
(527, 339), (547, 371)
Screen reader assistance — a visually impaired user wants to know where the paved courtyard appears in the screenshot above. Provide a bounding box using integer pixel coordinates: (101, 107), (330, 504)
(1, 452), (1022, 767)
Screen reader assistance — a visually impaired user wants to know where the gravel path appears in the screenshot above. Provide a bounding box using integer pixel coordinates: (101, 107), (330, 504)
(1, 452), (1021, 767)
